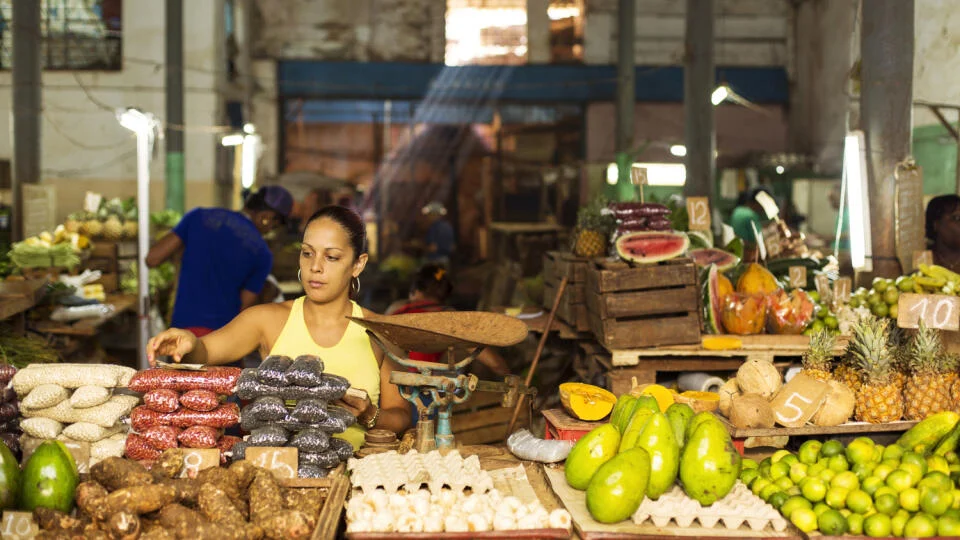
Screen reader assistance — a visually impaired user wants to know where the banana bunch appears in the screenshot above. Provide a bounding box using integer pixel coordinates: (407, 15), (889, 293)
(915, 264), (960, 295)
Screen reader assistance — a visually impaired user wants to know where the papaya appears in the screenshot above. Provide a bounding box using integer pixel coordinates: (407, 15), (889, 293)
(609, 395), (636, 432)
(564, 424), (621, 490)
(586, 447), (651, 523)
(0, 440), (19, 510)
(897, 411), (960, 455)
(665, 402), (695, 448)
(619, 408), (656, 453)
(633, 412), (680, 499)
(935, 421), (960, 457)
(20, 440), (79, 513)
(679, 419), (741, 505)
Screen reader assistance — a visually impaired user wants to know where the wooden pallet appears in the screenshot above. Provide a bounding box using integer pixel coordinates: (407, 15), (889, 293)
(602, 334), (850, 367)
(452, 390), (530, 446)
(585, 258), (700, 349)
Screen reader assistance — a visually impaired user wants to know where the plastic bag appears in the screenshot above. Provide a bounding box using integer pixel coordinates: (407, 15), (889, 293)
(766, 289), (816, 335)
(299, 450), (340, 469)
(506, 429), (574, 463)
(21, 417), (63, 439)
(50, 304), (115, 322)
(143, 389), (180, 413)
(0, 365), (16, 387)
(243, 396), (288, 422)
(130, 402), (241, 431)
(288, 428), (330, 453)
(127, 367), (241, 395)
(0, 418), (19, 432)
(70, 385), (112, 409)
(179, 389), (220, 412)
(284, 355), (325, 387)
(229, 440), (247, 461)
(287, 399), (327, 424)
(257, 355), (293, 387)
(236, 369), (349, 401)
(246, 425), (290, 447)
(329, 437), (355, 461)
(61, 422), (122, 443)
(217, 435), (241, 464)
(298, 465), (330, 479)
(22, 383), (69, 409)
(0, 387), (16, 404)
(179, 426), (221, 449)
(315, 406), (356, 434)
(141, 425), (181, 450)
(125, 433), (162, 461)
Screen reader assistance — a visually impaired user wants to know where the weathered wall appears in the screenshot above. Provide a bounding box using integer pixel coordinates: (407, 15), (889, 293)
(0, 0), (222, 225)
(253, 0), (446, 62)
(913, 0), (960, 128)
(583, 0), (789, 66)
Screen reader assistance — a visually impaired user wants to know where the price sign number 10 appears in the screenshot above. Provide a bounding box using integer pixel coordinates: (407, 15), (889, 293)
(898, 293), (960, 331)
(2, 512), (37, 539)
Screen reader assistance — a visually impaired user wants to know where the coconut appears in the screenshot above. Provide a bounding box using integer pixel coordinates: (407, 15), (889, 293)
(728, 393), (775, 429)
(736, 358), (782, 399)
(811, 380), (855, 427)
(718, 378), (741, 417)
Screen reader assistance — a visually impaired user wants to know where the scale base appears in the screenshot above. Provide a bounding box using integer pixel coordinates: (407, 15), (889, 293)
(415, 419), (438, 453)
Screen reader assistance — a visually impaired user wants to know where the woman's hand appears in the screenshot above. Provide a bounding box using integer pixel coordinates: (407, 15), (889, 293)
(146, 329), (199, 366)
(337, 389), (375, 426)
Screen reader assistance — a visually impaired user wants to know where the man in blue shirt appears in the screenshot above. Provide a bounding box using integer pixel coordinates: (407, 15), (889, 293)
(145, 186), (293, 336)
(421, 201), (455, 266)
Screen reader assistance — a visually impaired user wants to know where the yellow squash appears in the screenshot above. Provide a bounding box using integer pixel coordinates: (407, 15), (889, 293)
(559, 383), (617, 421)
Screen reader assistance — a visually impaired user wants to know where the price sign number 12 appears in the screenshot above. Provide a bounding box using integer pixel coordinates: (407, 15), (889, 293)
(687, 197), (711, 231)
(898, 293), (960, 331)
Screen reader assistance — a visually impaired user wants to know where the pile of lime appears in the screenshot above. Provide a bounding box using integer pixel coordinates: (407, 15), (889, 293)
(849, 277), (912, 320)
(742, 438), (960, 537)
(803, 290), (840, 336)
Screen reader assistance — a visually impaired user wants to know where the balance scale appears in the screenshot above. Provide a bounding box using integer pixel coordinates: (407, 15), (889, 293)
(349, 311), (534, 452)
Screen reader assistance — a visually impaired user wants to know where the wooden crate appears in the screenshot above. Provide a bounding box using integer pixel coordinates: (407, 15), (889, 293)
(585, 258), (700, 349)
(543, 250), (590, 284)
(542, 251), (589, 331)
(452, 391), (530, 446)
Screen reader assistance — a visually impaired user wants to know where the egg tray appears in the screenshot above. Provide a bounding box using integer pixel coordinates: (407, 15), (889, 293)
(632, 481), (789, 532)
(347, 449), (494, 493)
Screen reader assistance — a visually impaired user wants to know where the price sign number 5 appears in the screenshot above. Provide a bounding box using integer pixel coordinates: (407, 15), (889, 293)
(776, 393), (812, 424)
(687, 197), (711, 231)
(898, 293), (960, 331)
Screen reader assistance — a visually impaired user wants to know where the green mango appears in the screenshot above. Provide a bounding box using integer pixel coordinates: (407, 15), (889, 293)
(634, 412), (680, 499)
(665, 402), (695, 447)
(609, 395), (636, 433)
(21, 440), (79, 513)
(0, 440), (19, 510)
(685, 410), (723, 443)
(565, 424), (621, 490)
(618, 408), (655, 453)
(586, 447), (651, 523)
(633, 395), (661, 414)
(680, 419), (741, 505)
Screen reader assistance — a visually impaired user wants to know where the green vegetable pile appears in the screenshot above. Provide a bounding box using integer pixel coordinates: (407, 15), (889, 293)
(120, 262), (177, 296)
(150, 210), (182, 229)
(9, 243), (80, 270)
(0, 329), (59, 368)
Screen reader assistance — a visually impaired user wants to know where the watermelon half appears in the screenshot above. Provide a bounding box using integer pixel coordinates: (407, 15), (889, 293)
(614, 231), (689, 264)
(688, 248), (740, 271)
(703, 264), (724, 334)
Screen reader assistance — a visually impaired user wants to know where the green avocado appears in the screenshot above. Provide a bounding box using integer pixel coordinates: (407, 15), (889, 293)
(0, 440), (19, 510)
(564, 423), (621, 490)
(679, 418), (741, 505)
(586, 447), (651, 523)
(20, 440), (79, 513)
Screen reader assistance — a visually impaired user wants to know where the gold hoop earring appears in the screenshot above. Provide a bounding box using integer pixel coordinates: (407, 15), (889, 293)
(351, 277), (360, 296)
(297, 269), (301, 282)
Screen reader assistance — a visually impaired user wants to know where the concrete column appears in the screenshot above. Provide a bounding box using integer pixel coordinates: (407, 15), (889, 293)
(861, 0), (914, 278)
(166, 0), (185, 213)
(11, 0), (41, 242)
(683, 0), (715, 198)
(527, 0), (551, 64)
(614, 0), (635, 197)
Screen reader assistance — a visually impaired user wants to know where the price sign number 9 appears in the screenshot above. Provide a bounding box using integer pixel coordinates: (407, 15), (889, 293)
(687, 197), (711, 231)
(899, 293), (960, 331)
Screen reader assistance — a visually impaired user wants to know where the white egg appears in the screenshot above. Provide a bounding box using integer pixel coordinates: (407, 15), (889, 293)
(367, 490), (389, 512)
(502, 496), (523, 513)
(492, 513), (517, 531)
(436, 489), (458, 508)
(445, 515), (469, 532)
(517, 513), (542, 530)
(396, 512), (424, 533)
(389, 493), (408, 510)
(411, 497), (430, 516)
(461, 494), (482, 514)
(549, 508), (572, 529)
(423, 513), (445, 533)
(346, 519), (371, 533)
(513, 503), (530, 520)
(467, 513), (491, 532)
(371, 511), (395, 532)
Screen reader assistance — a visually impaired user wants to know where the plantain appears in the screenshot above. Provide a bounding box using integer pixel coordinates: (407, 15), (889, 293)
(916, 276), (947, 290)
(921, 264), (960, 284)
(934, 421), (960, 457)
(898, 411), (960, 455)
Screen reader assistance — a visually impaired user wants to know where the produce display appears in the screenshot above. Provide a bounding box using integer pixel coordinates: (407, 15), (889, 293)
(0, 365), (21, 455)
(12, 364), (137, 467)
(64, 197), (138, 241)
(347, 450), (494, 493)
(232, 355), (355, 478)
(125, 368), (242, 464)
(8, 231), (86, 270)
(742, 412), (960, 537)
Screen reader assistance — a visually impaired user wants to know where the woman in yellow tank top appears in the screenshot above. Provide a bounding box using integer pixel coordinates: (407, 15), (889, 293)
(146, 206), (412, 449)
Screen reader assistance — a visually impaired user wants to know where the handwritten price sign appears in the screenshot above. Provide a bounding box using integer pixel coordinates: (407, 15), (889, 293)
(247, 447), (298, 480)
(833, 277), (852, 305)
(770, 373), (829, 428)
(179, 448), (220, 478)
(1, 512), (38, 539)
(789, 266), (808, 289)
(898, 293), (960, 331)
(686, 197), (711, 231)
(914, 250), (934, 269)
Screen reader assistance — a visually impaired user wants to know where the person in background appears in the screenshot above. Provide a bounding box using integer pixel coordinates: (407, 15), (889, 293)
(293, 188), (333, 235)
(421, 201), (455, 266)
(730, 186), (773, 262)
(145, 185), (293, 337)
(926, 194), (960, 273)
(146, 205), (411, 449)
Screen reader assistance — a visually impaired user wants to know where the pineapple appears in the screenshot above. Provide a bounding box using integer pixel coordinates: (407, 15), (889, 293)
(904, 323), (955, 420)
(572, 198), (614, 258)
(849, 316), (903, 423)
(801, 330), (836, 382)
(63, 213), (82, 234)
(889, 325), (909, 391)
(833, 358), (863, 393)
(102, 216), (124, 241)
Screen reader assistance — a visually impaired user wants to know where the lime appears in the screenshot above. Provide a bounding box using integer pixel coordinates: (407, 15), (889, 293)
(786, 486), (802, 497)
(771, 449), (792, 463)
(927, 455), (950, 476)
(818, 468), (836, 484)
(904, 513), (938, 538)
(831, 471), (860, 491)
(883, 287), (900, 305)
(898, 277), (915, 292)
(921, 486), (953, 516)
(751, 477), (771, 496)
(900, 487), (921, 512)
(760, 483), (780, 501)
(828, 454), (850, 473)
(822, 315), (838, 330)
(852, 462), (875, 480)
(781, 495), (814, 519)
(825, 486), (849, 509)
(790, 507), (819, 533)
(816, 304), (829, 318)
(863, 512), (892, 538)
(775, 476), (794, 491)
(821, 440), (844, 458)
(807, 462), (827, 478)
(797, 440), (823, 465)
(760, 457), (773, 468)
(899, 463), (925, 485)
(872, 302), (889, 318)
(872, 463), (894, 480)
(946, 451), (959, 464)
(875, 493), (899, 516)
(818, 508), (848, 535)
(813, 502), (832, 517)
(887, 468), (915, 491)
(810, 319), (826, 333)
(861, 476), (884, 496)
(940, 515), (960, 537)
(770, 461), (790, 480)
(769, 491), (790, 510)
(873, 445), (885, 463)
(740, 468), (759, 487)
(881, 458), (901, 469)
(808, 291), (821, 302)
(742, 458), (758, 469)
(846, 438), (875, 466)
(873, 278), (889, 292)
(902, 451), (929, 473)
(882, 444), (904, 462)
(781, 454), (799, 467)
(846, 489), (874, 514)
(891, 509), (910, 537)
(919, 471), (953, 492)
(867, 291), (883, 305)
(953, 489), (960, 509)
(873, 486), (898, 501)
(789, 462), (808, 484)
(846, 513), (865, 535)
(849, 297), (863, 308)
(944, 508), (960, 520)
(889, 303), (899, 319)
(801, 477), (827, 503)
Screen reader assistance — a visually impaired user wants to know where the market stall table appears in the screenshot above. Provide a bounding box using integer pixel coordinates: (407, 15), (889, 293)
(31, 294), (137, 337)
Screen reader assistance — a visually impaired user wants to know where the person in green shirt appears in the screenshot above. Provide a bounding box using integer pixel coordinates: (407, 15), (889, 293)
(730, 187), (771, 243)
